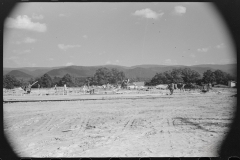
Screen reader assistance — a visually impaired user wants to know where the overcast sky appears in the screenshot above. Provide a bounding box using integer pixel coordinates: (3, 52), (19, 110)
(3, 2), (236, 68)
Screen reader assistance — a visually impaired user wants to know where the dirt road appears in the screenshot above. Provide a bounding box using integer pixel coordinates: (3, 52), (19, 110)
(3, 89), (237, 157)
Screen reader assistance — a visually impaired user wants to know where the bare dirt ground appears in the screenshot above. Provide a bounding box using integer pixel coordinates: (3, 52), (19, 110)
(3, 88), (237, 157)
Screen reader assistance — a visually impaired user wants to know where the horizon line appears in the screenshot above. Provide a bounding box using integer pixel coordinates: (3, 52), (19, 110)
(3, 63), (237, 69)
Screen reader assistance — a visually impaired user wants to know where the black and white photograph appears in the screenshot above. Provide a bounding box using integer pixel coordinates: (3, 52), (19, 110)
(3, 1), (238, 158)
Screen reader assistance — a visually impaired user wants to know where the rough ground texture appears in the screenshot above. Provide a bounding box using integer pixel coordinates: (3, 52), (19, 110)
(3, 88), (237, 157)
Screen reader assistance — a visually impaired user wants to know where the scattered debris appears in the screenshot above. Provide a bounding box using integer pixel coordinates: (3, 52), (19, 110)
(62, 128), (81, 132)
(190, 93), (200, 94)
(62, 129), (73, 132)
(115, 92), (123, 94)
(201, 90), (208, 93)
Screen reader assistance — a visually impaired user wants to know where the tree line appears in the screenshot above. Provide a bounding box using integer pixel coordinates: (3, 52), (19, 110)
(145, 68), (235, 86)
(3, 67), (235, 89)
(3, 68), (126, 89)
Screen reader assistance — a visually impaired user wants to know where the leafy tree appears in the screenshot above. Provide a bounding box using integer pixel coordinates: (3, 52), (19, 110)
(214, 70), (227, 85)
(147, 68), (201, 85)
(162, 71), (172, 84)
(91, 68), (126, 85)
(181, 68), (201, 83)
(84, 77), (97, 86)
(202, 70), (216, 83)
(19, 78), (28, 87)
(169, 69), (183, 83)
(28, 78), (35, 84)
(157, 69), (183, 84)
(27, 78), (39, 88)
(74, 77), (87, 87)
(196, 78), (204, 85)
(225, 73), (235, 83)
(40, 74), (53, 88)
(59, 74), (75, 87)
(149, 73), (168, 85)
(34, 77), (42, 88)
(93, 68), (112, 85)
(52, 76), (61, 86)
(3, 75), (21, 89)
(109, 68), (126, 84)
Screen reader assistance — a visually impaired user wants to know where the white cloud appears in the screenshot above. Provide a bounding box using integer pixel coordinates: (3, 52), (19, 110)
(106, 61), (111, 64)
(48, 58), (54, 61)
(15, 37), (36, 44)
(133, 8), (164, 19)
(59, 13), (67, 17)
(58, 44), (81, 50)
(13, 49), (31, 55)
(190, 54), (196, 58)
(24, 37), (37, 43)
(197, 47), (209, 52)
(15, 41), (21, 45)
(28, 63), (37, 67)
(115, 60), (120, 63)
(32, 14), (44, 20)
(5, 15), (47, 32)
(135, 22), (140, 25)
(164, 59), (172, 64)
(66, 62), (74, 66)
(4, 56), (21, 66)
(5, 56), (19, 60)
(219, 58), (236, 64)
(21, 49), (31, 54)
(4, 56), (37, 67)
(173, 6), (186, 15)
(216, 43), (225, 49)
(83, 35), (88, 38)
(164, 59), (177, 65)
(98, 51), (106, 55)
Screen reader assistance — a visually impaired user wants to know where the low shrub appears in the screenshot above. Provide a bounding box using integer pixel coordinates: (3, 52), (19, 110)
(213, 84), (229, 88)
(184, 84), (202, 89)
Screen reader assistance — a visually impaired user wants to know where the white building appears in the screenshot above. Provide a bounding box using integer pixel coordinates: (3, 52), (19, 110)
(228, 81), (236, 87)
(127, 82), (145, 90)
(156, 84), (168, 90)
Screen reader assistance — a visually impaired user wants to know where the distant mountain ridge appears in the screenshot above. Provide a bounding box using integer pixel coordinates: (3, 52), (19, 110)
(3, 66), (65, 77)
(6, 70), (33, 80)
(3, 64), (237, 80)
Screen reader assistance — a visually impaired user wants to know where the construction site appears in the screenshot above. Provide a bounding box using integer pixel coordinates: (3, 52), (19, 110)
(3, 1), (238, 158)
(3, 85), (237, 157)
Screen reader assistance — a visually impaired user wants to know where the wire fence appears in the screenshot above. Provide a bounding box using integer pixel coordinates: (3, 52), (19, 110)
(3, 86), (173, 96)
(4, 85), (216, 97)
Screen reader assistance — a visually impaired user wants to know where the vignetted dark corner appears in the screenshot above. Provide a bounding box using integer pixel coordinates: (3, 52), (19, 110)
(214, 1), (240, 159)
(2, 2), (19, 159)
(2, 1), (239, 159)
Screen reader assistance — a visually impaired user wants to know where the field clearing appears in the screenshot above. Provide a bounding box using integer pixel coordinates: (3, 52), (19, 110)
(3, 88), (237, 157)
(3, 87), (164, 97)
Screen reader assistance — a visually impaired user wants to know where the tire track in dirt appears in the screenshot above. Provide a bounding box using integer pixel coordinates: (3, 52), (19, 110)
(162, 118), (175, 155)
(122, 117), (133, 130)
(3, 91), (236, 157)
(25, 112), (84, 151)
(26, 113), (55, 137)
(7, 115), (33, 131)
